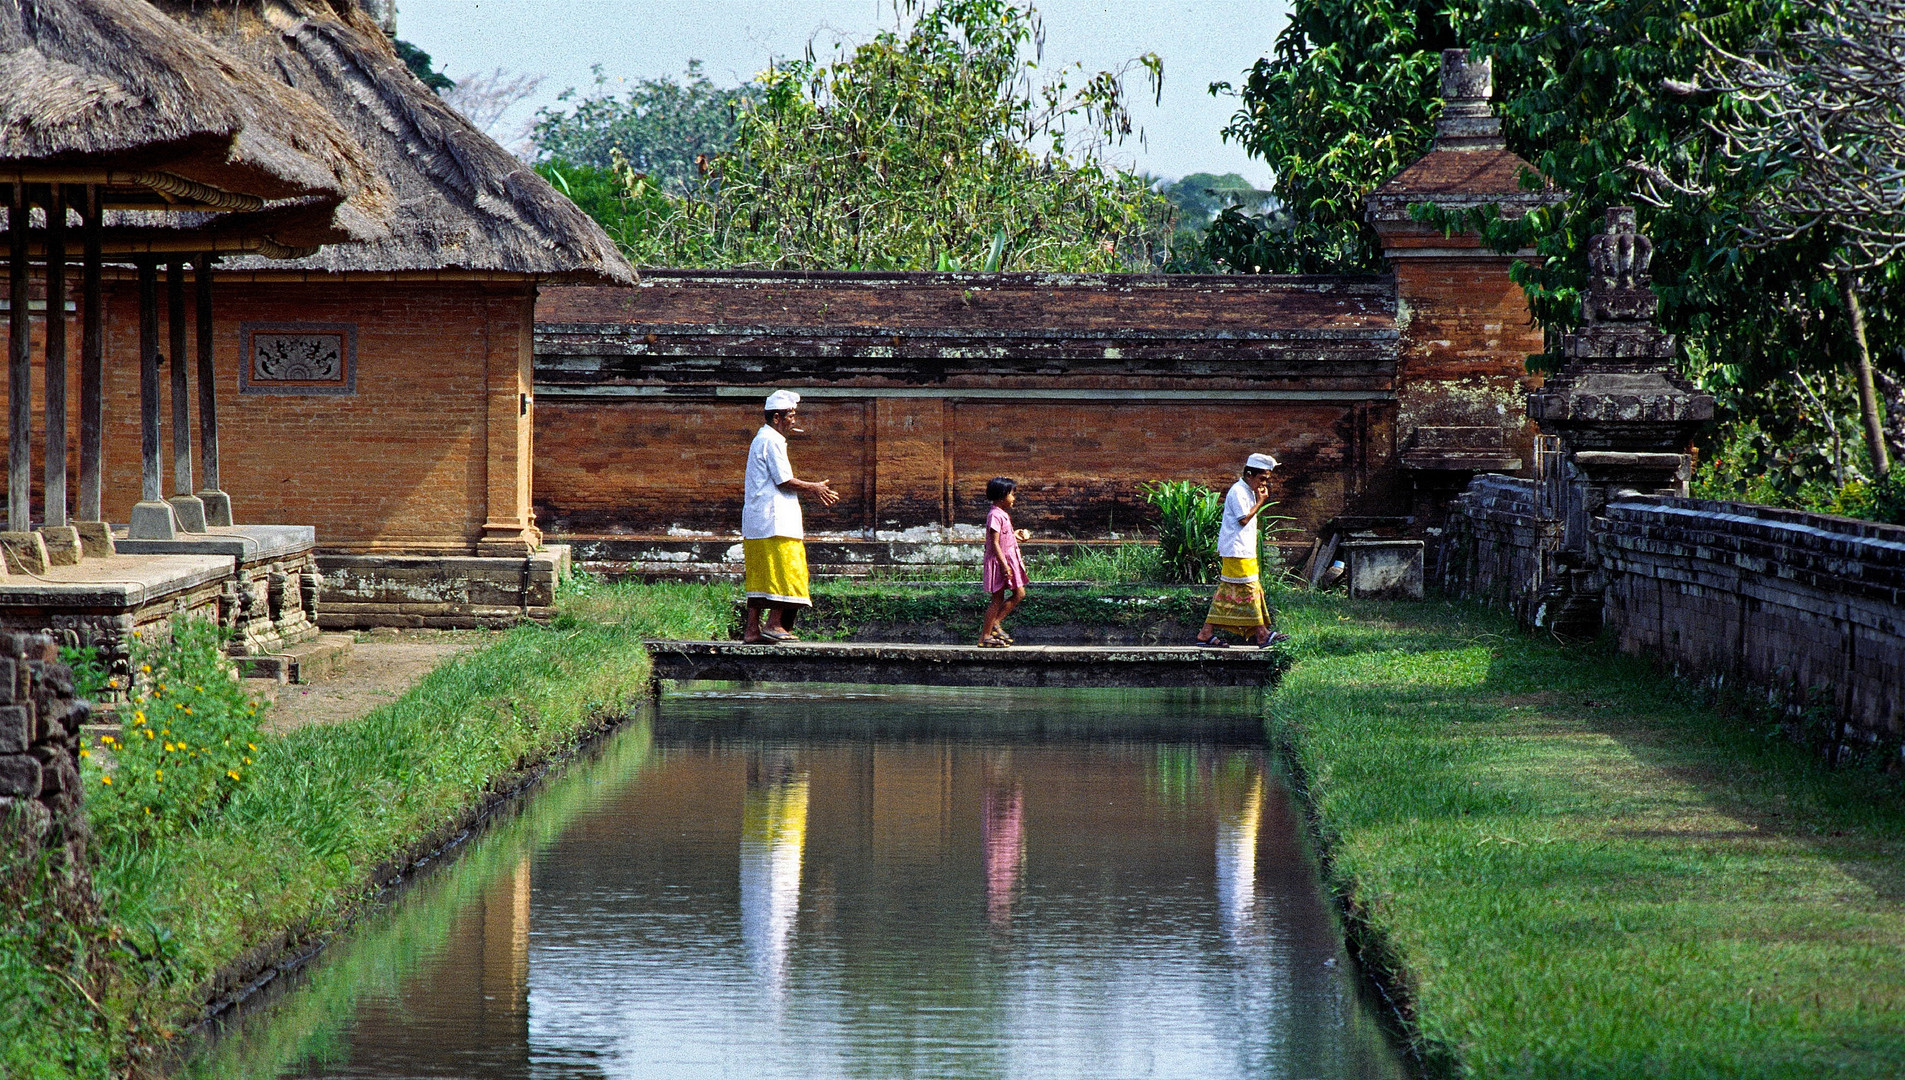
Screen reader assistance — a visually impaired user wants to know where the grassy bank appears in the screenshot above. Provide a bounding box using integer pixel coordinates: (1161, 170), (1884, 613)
(2, 579), (731, 1078)
(1271, 594), (1905, 1078)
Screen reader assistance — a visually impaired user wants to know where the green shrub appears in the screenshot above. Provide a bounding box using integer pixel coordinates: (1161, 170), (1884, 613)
(1142, 480), (1224, 584)
(85, 619), (264, 848)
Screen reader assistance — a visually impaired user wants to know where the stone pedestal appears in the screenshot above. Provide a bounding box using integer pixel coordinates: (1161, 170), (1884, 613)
(198, 489), (234, 528)
(0, 532), (49, 575)
(38, 526), (82, 567)
(1525, 207), (1714, 636)
(168, 493), (208, 533)
(128, 499), (179, 540)
(73, 522), (115, 559)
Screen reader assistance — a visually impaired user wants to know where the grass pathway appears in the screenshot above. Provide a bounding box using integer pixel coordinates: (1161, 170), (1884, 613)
(1271, 594), (1905, 1079)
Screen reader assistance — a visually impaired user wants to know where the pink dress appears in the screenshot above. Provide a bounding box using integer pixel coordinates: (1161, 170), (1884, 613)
(984, 504), (1029, 594)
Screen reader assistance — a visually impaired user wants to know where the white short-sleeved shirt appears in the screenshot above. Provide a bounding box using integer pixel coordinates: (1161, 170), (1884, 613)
(1216, 478), (1259, 560)
(742, 425), (804, 539)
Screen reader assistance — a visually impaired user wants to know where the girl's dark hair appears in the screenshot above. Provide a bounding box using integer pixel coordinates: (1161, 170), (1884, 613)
(986, 476), (1017, 502)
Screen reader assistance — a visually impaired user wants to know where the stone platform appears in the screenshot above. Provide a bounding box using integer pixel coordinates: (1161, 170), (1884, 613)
(644, 640), (1287, 689)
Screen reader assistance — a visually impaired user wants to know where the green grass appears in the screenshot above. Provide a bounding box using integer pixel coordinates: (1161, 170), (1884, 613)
(1271, 593), (1905, 1079)
(0, 578), (732, 1077)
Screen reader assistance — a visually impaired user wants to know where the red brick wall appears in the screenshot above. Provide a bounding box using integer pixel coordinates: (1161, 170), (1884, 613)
(533, 396), (1362, 541)
(3, 276), (535, 554)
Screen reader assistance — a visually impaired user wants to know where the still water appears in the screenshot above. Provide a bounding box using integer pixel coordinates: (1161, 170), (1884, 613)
(191, 685), (1402, 1080)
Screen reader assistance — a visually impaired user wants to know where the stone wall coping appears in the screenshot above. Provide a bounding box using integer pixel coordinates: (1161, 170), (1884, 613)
(114, 524), (317, 564)
(1609, 496), (1905, 549)
(0, 554), (233, 606)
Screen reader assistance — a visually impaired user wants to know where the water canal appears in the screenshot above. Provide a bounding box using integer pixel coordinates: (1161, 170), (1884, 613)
(187, 685), (1402, 1080)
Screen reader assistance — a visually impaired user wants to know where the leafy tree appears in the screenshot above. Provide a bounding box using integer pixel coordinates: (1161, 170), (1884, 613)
(395, 39), (454, 94)
(604, 0), (1171, 271)
(1157, 172), (1273, 230)
(1206, 1), (1455, 273)
(531, 62), (759, 194)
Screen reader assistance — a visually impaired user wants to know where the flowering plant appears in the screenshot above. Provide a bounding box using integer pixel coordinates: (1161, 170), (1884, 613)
(85, 618), (265, 846)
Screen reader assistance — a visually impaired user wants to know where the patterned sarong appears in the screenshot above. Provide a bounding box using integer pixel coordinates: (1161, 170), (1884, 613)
(743, 536), (812, 606)
(1205, 556), (1268, 629)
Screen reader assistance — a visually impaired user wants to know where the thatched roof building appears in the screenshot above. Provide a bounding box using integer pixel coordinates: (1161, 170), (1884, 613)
(1, 0), (387, 243)
(160, 0), (633, 283)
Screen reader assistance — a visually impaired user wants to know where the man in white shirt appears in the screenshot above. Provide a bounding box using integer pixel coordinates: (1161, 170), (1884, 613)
(1196, 452), (1290, 648)
(742, 391), (839, 642)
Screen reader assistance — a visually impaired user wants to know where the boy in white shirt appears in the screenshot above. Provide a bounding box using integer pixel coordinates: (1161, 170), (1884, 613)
(1195, 452), (1289, 648)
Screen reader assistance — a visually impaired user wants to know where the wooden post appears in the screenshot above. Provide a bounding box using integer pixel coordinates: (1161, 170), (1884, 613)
(78, 185), (103, 524)
(127, 259), (176, 539)
(164, 260), (204, 531)
(43, 186), (67, 529)
(193, 253), (230, 526)
(7, 183), (30, 533)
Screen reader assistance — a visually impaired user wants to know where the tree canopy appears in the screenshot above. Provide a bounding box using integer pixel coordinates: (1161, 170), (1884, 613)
(544, 0), (1172, 272)
(531, 62), (758, 194)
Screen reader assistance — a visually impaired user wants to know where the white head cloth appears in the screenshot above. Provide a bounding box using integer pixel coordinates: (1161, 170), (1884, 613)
(1246, 452), (1279, 471)
(764, 390), (801, 412)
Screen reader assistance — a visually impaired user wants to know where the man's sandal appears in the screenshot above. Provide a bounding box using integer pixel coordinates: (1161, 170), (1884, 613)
(760, 629), (800, 643)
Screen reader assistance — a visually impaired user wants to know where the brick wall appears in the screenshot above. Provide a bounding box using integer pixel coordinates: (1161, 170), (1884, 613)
(4, 276), (536, 555)
(1445, 477), (1905, 742)
(533, 396), (1367, 541)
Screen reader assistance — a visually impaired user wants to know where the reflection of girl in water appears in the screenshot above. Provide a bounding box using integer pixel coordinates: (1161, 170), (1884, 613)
(983, 767), (1025, 931)
(741, 752), (809, 996)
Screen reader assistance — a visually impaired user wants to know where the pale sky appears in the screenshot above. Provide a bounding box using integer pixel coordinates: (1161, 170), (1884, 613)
(395, 0), (1293, 184)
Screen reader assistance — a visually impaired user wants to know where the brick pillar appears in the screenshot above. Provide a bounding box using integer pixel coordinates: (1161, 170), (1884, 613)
(1366, 49), (1559, 526)
(478, 288), (541, 556)
(870, 398), (948, 528)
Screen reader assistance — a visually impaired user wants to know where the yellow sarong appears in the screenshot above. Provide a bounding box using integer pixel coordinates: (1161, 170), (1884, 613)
(1205, 556), (1268, 629)
(743, 537), (812, 606)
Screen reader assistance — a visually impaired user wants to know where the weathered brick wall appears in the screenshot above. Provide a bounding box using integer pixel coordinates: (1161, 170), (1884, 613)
(1441, 475), (1557, 625)
(1445, 478), (1905, 742)
(0, 635), (92, 898)
(1597, 498), (1905, 740)
(534, 396), (1368, 541)
(6, 276), (536, 555)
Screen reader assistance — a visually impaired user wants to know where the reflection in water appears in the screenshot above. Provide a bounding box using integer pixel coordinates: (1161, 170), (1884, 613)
(983, 761), (1024, 931)
(739, 755), (808, 996)
(1218, 769), (1266, 937)
(196, 686), (1402, 1080)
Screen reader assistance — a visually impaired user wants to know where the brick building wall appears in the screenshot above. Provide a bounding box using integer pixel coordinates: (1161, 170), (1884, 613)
(5, 275), (539, 555)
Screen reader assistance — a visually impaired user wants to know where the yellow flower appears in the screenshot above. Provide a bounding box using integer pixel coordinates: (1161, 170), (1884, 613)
(79, 748), (90, 759)
(247, 742), (257, 752)
(226, 770), (241, 782)
(140, 664), (151, 673)
(183, 707), (192, 715)
(154, 769), (163, 780)
(194, 685), (203, 692)
(242, 756), (252, 765)
(177, 740), (188, 749)
(144, 806), (152, 815)
(132, 711), (145, 724)
(144, 730), (154, 740)
(163, 743), (174, 752)
(99, 776), (111, 785)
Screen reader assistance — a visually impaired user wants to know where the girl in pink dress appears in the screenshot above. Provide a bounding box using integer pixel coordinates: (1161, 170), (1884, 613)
(979, 477), (1030, 647)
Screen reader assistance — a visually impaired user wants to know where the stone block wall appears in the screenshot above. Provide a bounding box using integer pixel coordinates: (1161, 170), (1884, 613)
(1444, 476), (1905, 742)
(0, 634), (92, 893)
(1441, 475), (1559, 626)
(1596, 498), (1905, 741)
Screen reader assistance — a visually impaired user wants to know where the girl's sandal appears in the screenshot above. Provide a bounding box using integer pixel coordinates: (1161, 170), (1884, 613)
(977, 635), (1010, 649)
(995, 630), (1015, 644)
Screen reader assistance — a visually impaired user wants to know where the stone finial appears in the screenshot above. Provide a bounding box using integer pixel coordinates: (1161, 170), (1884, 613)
(1583, 206), (1658, 324)
(1434, 49), (1505, 151)
(1441, 49), (1492, 102)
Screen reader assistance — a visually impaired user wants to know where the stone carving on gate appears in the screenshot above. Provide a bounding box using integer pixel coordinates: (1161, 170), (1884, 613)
(240, 322), (357, 395)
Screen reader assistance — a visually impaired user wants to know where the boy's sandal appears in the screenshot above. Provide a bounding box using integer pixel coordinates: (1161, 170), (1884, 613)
(1257, 631), (1291, 648)
(1196, 636), (1230, 648)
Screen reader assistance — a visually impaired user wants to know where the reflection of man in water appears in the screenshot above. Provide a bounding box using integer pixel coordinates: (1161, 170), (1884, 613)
(740, 753), (809, 995)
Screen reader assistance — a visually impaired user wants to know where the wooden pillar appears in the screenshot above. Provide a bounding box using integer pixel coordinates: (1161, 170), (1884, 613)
(78, 186), (103, 524)
(7, 183), (29, 533)
(128, 260), (177, 539)
(43, 186), (67, 529)
(193, 253), (230, 526)
(164, 262), (205, 531)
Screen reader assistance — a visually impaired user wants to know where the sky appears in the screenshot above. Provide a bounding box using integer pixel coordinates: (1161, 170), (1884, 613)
(395, 0), (1294, 185)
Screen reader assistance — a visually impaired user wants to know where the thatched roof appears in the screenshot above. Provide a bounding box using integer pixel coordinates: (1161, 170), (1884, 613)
(0, 0), (387, 224)
(160, 0), (633, 283)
